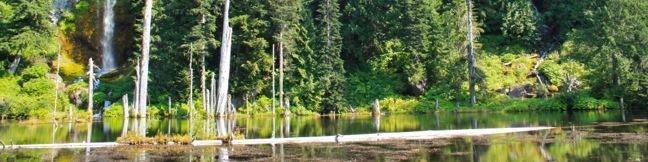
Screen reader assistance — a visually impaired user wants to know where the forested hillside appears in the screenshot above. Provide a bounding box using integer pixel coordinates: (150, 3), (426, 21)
(0, 0), (646, 118)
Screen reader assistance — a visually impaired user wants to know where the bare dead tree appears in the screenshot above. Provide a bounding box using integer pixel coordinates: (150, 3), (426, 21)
(216, 0), (233, 116)
(87, 58), (95, 120)
(137, 0), (154, 118)
(465, 0), (477, 105)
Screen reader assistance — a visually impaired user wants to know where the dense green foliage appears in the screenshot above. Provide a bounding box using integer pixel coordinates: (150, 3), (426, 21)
(1, 0), (646, 118)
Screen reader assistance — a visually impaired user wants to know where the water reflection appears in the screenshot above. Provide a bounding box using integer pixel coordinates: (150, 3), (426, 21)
(3, 125), (648, 162)
(0, 111), (647, 145)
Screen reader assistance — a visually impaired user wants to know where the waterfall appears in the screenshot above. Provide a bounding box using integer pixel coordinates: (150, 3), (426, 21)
(101, 0), (117, 74)
(50, 0), (70, 25)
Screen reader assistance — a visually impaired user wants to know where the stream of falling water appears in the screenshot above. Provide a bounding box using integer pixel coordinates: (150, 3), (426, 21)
(101, 0), (117, 74)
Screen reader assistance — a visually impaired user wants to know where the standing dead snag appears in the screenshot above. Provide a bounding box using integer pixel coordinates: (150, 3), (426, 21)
(188, 45), (195, 119)
(137, 0), (154, 118)
(279, 34), (288, 116)
(210, 73), (216, 116)
(54, 43), (62, 121)
(216, 0), (233, 117)
(272, 44), (276, 115)
(201, 56), (207, 117)
(87, 58), (95, 119)
(122, 94), (129, 118)
(465, 0), (477, 105)
(372, 99), (381, 116)
(133, 60), (141, 117)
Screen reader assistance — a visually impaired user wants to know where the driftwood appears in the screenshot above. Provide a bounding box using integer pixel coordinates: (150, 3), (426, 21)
(9, 127), (552, 149)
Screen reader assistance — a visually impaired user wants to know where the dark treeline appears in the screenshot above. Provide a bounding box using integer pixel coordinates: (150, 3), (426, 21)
(0, 0), (646, 118)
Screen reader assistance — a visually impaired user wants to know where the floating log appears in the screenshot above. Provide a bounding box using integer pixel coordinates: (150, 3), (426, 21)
(9, 127), (552, 149)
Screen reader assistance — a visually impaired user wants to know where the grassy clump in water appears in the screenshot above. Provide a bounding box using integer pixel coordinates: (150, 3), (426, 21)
(116, 133), (193, 145)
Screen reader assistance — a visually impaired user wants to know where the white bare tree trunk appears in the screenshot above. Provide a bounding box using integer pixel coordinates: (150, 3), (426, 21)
(465, 0), (477, 105)
(54, 44), (62, 120)
(216, 0), (232, 116)
(211, 74), (216, 116)
(88, 58), (94, 119)
(122, 94), (129, 118)
(279, 34), (288, 116)
(189, 50), (195, 119)
(138, 0), (153, 118)
(272, 44), (276, 115)
(201, 56), (207, 116)
(133, 60), (141, 117)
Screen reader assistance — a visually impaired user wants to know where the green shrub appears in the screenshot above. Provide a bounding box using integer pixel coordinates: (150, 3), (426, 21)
(380, 97), (419, 113)
(20, 64), (50, 81)
(556, 92), (618, 110)
(103, 103), (123, 117)
(21, 78), (54, 95)
(239, 96), (273, 114)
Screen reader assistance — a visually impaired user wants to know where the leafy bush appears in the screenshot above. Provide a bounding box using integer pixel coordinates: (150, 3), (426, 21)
(21, 78), (54, 95)
(20, 64), (50, 81)
(103, 103), (123, 117)
(239, 96), (273, 114)
(60, 55), (85, 78)
(556, 92), (618, 110)
(380, 97), (419, 113)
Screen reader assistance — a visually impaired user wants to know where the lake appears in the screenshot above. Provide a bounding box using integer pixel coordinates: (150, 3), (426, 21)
(1, 110), (647, 161)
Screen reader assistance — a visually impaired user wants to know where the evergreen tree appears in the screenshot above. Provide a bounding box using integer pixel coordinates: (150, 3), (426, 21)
(570, 0), (648, 107)
(312, 0), (345, 113)
(0, 0), (58, 68)
(230, 0), (272, 105)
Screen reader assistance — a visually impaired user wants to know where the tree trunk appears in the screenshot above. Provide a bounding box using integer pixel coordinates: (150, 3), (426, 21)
(122, 94), (129, 118)
(201, 56), (207, 115)
(279, 34), (288, 116)
(133, 61), (141, 117)
(612, 52), (624, 109)
(138, 0), (153, 118)
(189, 49), (195, 119)
(272, 44), (276, 115)
(88, 58), (94, 119)
(54, 44), (62, 119)
(211, 74), (216, 116)
(372, 99), (380, 116)
(167, 97), (171, 117)
(216, 0), (232, 117)
(465, 0), (477, 105)
(8, 57), (20, 74)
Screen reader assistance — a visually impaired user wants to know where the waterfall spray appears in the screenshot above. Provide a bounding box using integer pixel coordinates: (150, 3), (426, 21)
(101, 0), (117, 74)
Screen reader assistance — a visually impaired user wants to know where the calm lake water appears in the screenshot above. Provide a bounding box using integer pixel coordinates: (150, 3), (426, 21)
(1, 111), (647, 161)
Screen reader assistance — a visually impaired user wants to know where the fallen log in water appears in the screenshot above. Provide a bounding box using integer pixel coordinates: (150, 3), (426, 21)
(8, 127), (552, 149)
(10, 142), (120, 149)
(231, 127), (553, 145)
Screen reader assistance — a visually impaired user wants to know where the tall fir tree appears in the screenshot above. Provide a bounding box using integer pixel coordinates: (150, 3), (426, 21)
(312, 0), (345, 113)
